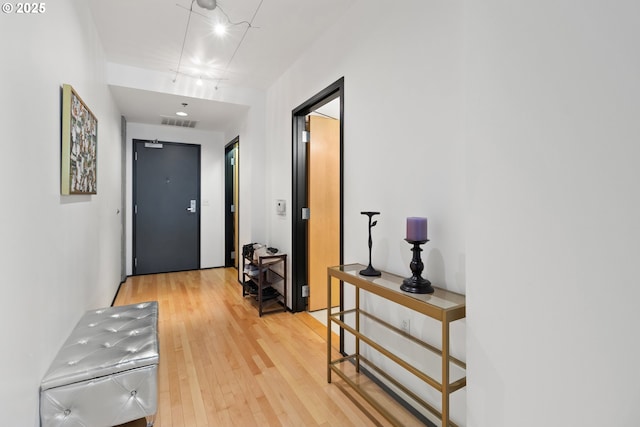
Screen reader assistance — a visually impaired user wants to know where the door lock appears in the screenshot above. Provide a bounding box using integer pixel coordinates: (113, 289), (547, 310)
(186, 200), (197, 213)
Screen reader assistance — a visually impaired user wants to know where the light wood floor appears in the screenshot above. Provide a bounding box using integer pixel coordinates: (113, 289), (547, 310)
(113, 267), (412, 427)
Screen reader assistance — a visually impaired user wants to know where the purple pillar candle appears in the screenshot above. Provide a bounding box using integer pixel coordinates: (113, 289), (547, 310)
(406, 217), (428, 241)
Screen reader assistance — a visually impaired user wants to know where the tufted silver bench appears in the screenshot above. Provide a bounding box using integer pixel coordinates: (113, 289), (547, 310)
(40, 301), (159, 427)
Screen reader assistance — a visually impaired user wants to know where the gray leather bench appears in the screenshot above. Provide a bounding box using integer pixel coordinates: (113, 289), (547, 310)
(40, 301), (159, 427)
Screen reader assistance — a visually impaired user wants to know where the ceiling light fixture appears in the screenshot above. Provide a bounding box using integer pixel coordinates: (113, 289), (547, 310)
(195, 0), (216, 11)
(214, 23), (227, 37)
(176, 103), (189, 117)
(173, 0), (261, 87)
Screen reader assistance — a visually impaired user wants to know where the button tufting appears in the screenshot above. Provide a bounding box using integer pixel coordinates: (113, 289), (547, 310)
(39, 301), (158, 426)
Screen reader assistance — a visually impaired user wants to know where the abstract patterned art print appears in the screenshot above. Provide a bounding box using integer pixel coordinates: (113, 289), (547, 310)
(61, 84), (98, 195)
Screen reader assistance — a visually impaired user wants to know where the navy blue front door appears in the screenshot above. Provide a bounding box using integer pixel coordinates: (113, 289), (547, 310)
(133, 140), (200, 275)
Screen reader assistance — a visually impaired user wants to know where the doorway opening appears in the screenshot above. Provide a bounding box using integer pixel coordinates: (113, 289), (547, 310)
(225, 137), (239, 269)
(291, 78), (344, 314)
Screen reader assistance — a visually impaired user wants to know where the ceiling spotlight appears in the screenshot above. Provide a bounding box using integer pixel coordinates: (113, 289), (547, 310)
(177, 103), (188, 116)
(197, 77), (204, 86)
(214, 23), (227, 37)
(196, 0), (217, 11)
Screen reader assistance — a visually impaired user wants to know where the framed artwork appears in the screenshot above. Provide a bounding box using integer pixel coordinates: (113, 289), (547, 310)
(61, 84), (98, 195)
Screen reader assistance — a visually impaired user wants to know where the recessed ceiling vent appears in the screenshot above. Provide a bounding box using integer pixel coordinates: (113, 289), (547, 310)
(160, 116), (198, 128)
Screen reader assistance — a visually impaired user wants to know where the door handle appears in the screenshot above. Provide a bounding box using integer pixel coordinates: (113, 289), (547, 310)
(186, 200), (197, 213)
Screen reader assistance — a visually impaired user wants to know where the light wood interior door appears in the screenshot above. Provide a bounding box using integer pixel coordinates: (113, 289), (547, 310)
(308, 115), (340, 311)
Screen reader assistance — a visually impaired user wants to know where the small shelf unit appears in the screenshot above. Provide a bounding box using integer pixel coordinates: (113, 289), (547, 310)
(242, 252), (287, 316)
(327, 263), (466, 427)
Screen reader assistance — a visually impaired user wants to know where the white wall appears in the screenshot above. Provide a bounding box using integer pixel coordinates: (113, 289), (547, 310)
(0, 1), (123, 425)
(267, 0), (466, 287)
(223, 103), (268, 283)
(465, 2), (640, 426)
(125, 123), (226, 273)
(264, 0), (466, 424)
(264, 0), (640, 425)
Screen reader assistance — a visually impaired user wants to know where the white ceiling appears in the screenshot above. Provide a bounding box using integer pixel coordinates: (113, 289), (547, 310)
(311, 98), (340, 120)
(109, 85), (250, 131)
(87, 0), (355, 131)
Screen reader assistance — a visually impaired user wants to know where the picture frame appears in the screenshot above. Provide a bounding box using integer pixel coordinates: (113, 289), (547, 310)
(61, 84), (98, 195)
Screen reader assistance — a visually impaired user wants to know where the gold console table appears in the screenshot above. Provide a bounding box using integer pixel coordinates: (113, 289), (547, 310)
(327, 263), (466, 426)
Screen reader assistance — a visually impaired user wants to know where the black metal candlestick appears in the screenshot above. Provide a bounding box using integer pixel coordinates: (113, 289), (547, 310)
(360, 211), (381, 277)
(401, 239), (434, 294)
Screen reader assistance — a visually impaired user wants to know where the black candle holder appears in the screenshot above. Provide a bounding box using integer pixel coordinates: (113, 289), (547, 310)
(401, 239), (434, 294)
(360, 211), (381, 277)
